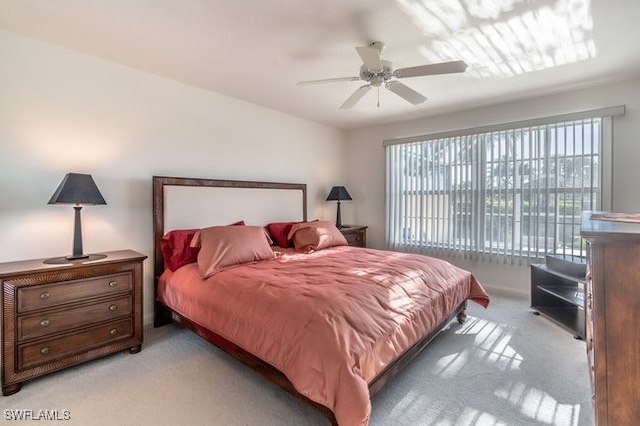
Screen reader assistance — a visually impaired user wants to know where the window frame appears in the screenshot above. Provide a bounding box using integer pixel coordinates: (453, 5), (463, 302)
(384, 106), (621, 264)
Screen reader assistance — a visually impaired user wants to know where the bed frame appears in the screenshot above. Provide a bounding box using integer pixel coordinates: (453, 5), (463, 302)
(152, 175), (467, 425)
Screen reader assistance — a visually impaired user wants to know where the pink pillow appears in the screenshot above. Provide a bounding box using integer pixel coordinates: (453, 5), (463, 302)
(161, 221), (245, 271)
(266, 221), (299, 248)
(190, 220), (245, 248)
(160, 229), (200, 271)
(287, 220), (348, 253)
(196, 225), (275, 278)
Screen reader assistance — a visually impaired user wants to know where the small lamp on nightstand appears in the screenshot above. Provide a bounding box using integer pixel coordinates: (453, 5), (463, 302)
(48, 172), (107, 261)
(326, 186), (352, 229)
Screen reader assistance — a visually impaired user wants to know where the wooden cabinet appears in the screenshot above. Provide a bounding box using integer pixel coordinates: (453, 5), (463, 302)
(581, 212), (640, 425)
(339, 225), (367, 248)
(1, 250), (146, 396)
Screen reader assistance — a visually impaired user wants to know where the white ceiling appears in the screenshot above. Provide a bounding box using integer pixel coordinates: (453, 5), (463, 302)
(2, 0), (640, 130)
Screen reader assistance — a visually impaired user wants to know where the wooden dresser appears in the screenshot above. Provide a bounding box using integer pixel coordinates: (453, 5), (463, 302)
(580, 212), (640, 425)
(1, 250), (146, 396)
(339, 225), (367, 248)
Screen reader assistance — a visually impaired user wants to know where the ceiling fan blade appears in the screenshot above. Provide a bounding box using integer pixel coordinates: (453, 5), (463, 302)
(340, 85), (372, 109)
(356, 45), (383, 72)
(385, 81), (427, 105)
(296, 76), (361, 86)
(394, 60), (468, 78)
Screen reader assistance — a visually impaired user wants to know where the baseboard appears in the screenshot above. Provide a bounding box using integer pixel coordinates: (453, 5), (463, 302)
(482, 284), (528, 301)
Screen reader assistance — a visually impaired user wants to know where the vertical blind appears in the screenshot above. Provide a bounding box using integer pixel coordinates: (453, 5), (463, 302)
(385, 107), (622, 264)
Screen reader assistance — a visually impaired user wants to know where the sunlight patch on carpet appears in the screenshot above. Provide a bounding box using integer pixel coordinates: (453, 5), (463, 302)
(456, 407), (508, 426)
(457, 316), (522, 371)
(495, 380), (581, 426)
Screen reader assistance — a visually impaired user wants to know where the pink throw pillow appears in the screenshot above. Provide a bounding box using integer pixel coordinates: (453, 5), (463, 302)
(161, 221), (245, 271)
(196, 225), (275, 278)
(190, 220), (245, 248)
(287, 220), (348, 253)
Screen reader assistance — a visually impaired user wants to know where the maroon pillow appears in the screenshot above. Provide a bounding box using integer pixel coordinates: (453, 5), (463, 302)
(266, 221), (299, 248)
(161, 221), (245, 271)
(160, 229), (200, 271)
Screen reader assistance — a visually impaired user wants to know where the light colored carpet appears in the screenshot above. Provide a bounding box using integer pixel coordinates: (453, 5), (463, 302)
(2, 294), (593, 425)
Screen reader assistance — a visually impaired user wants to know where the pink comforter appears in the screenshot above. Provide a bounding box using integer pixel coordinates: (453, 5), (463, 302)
(158, 246), (489, 425)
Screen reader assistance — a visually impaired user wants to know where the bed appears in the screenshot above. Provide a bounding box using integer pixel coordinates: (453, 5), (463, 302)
(152, 176), (489, 426)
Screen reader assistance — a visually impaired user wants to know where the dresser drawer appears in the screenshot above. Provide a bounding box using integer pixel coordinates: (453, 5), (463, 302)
(18, 295), (132, 341)
(18, 318), (133, 371)
(17, 272), (132, 313)
(344, 232), (363, 247)
(340, 226), (367, 248)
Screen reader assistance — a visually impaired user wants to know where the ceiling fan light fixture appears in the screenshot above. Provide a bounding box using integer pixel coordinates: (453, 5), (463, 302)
(297, 41), (467, 109)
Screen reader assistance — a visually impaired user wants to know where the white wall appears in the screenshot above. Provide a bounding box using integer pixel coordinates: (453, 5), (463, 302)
(345, 77), (640, 297)
(0, 31), (346, 324)
(3, 28), (639, 309)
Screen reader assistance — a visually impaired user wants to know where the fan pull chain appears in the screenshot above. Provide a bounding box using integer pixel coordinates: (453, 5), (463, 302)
(377, 87), (380, 108)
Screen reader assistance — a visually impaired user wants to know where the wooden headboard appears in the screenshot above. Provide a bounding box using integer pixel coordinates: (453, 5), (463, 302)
(152, 176), (307, 282)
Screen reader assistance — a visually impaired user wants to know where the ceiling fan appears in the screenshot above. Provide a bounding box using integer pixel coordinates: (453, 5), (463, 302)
(297, 41), (468, 109)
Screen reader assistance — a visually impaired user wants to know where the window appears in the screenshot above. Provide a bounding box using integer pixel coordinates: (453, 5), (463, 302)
(385, 107), (622, 264)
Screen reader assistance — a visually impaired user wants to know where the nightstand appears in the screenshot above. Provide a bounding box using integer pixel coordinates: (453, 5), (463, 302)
(339, 225), (368, 248)
(1, 250), (146, 396)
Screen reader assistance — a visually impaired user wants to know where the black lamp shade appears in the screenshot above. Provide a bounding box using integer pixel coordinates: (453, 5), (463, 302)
(326, 186), (352, 202)
(48, 173), (106, 261)
(48, 173), (106, 205)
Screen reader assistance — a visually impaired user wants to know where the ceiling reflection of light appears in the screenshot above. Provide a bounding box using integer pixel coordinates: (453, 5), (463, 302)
(396, 0), (596, 78)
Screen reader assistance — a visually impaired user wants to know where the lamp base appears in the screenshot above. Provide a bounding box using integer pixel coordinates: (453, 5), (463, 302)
(67, 253), (90, 260)
(335, 201), (342, 229)
(44, 253), (107, 265)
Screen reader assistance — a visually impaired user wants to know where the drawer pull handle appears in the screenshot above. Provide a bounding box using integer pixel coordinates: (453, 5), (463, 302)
(40, 292), (50, 300)
(108, 281), (118, 287)
(40, 347), (50, 355)
(110, 328), (118, 336)
(40, 319), (50, 327)
(109, 304), (118, 312)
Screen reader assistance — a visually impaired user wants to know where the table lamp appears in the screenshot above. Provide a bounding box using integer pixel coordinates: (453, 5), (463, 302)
(48, 172), (106, 260)
(326, 186), (352, 228)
